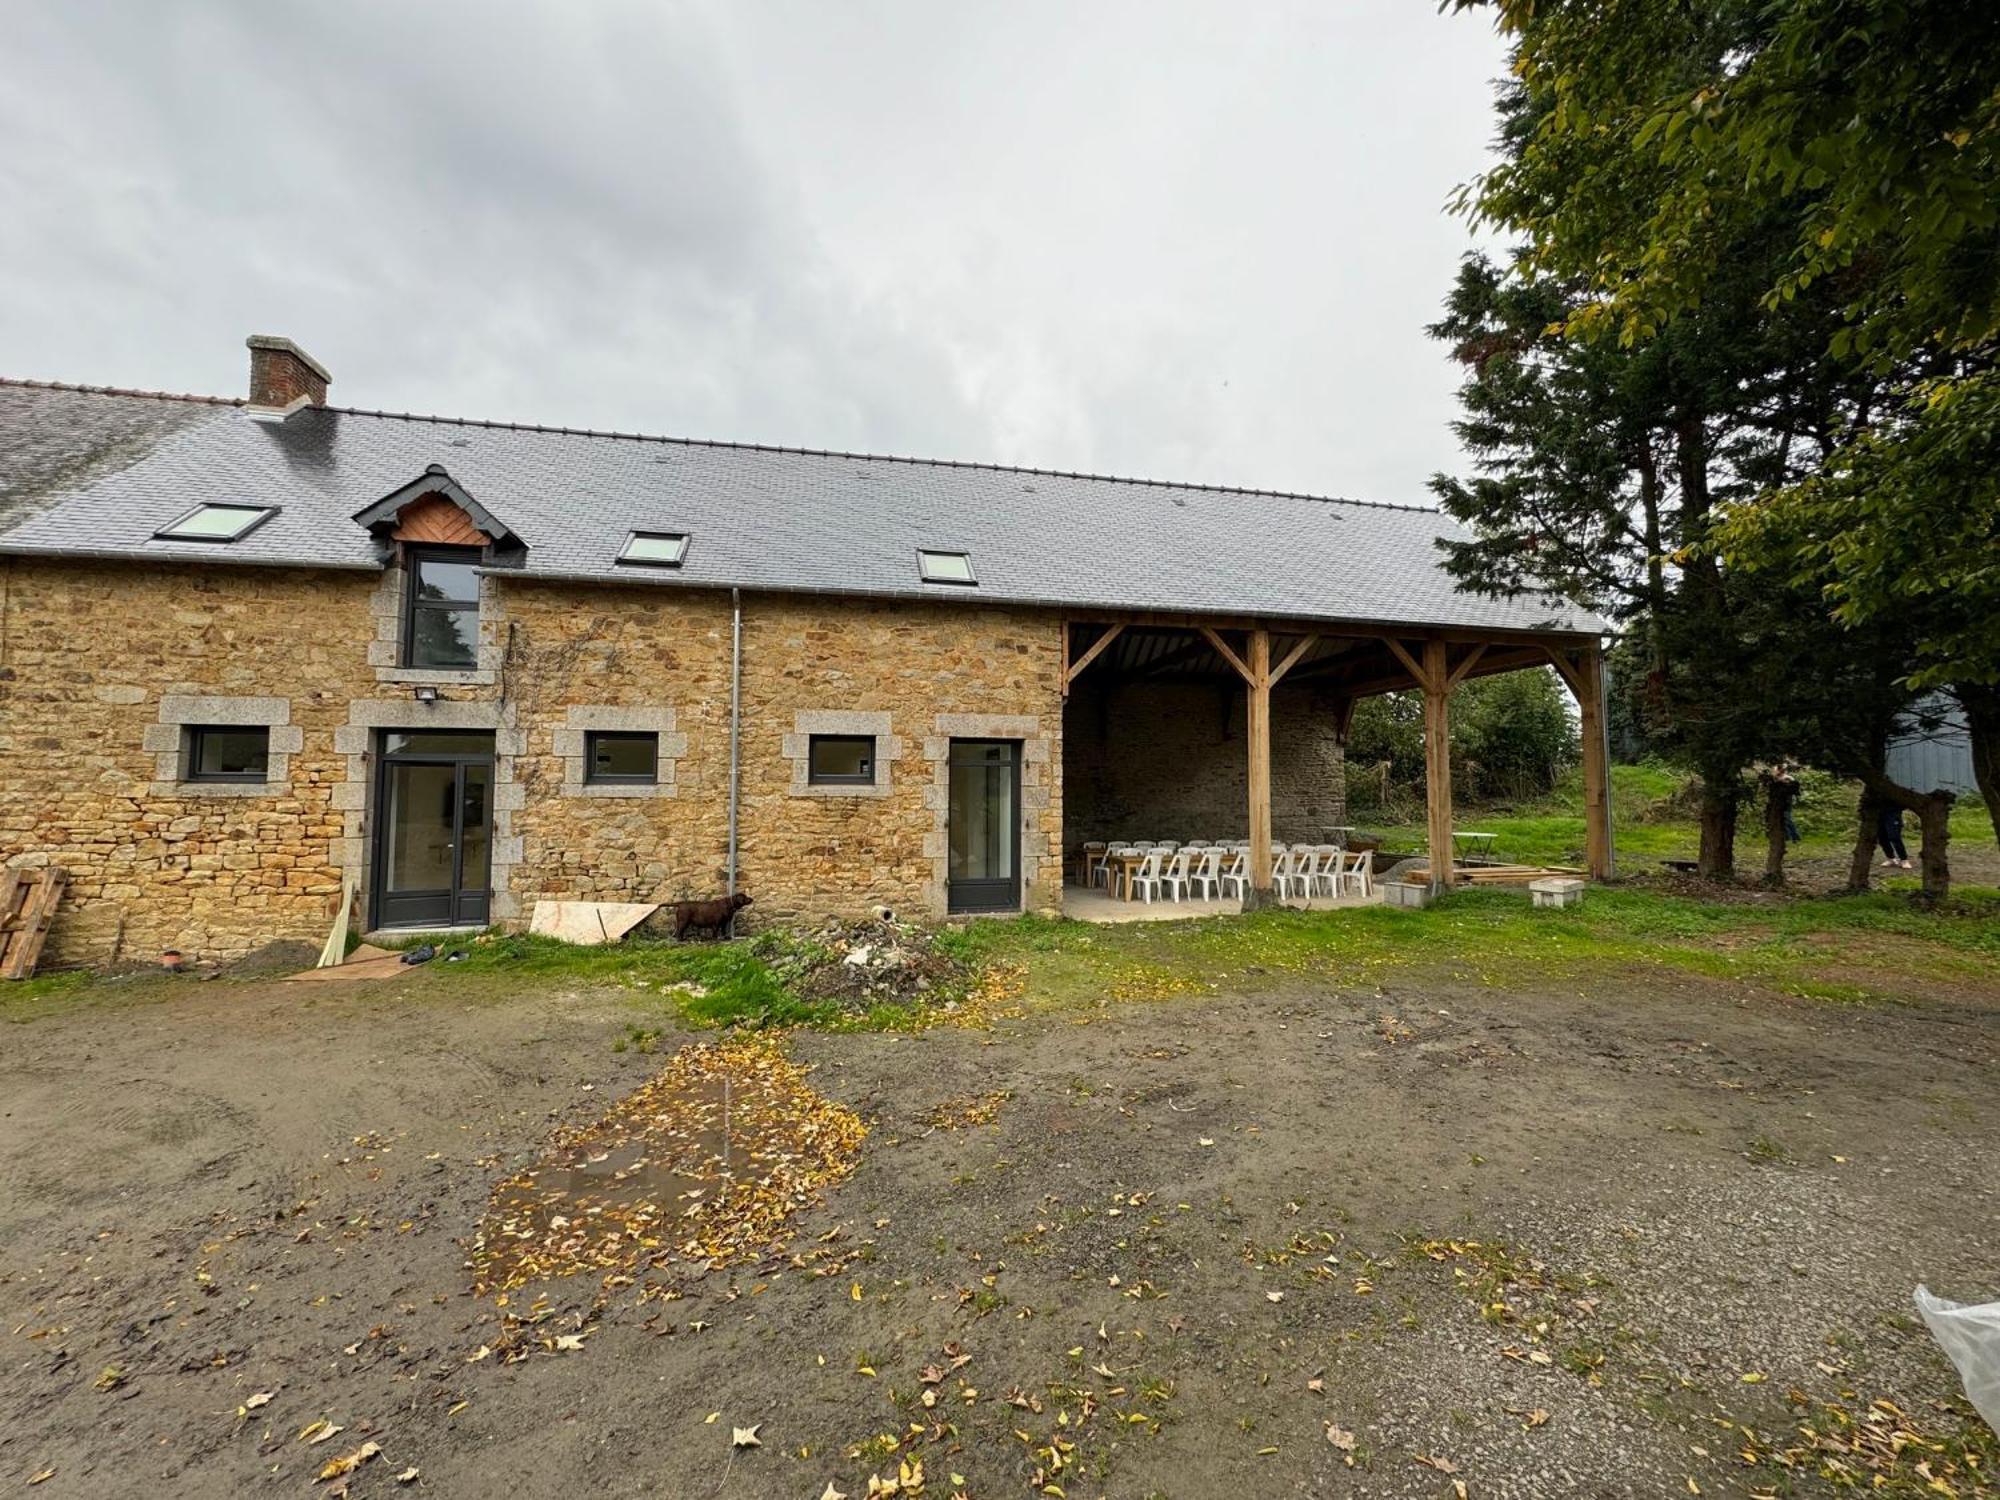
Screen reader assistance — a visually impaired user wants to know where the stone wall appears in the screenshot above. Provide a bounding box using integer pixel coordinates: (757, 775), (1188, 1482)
(0, 560), (374, 965)
(0, 558), (1067, 965)
(1062, 676), (1347, 845)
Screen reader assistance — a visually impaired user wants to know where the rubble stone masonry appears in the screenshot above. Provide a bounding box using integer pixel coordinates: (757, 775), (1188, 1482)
(0, 558), (1065, 965)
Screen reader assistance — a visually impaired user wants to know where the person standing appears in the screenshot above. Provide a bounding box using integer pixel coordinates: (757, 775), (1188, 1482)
(1771, 764), (1803, 844)
(1877, 803), (1913, 869)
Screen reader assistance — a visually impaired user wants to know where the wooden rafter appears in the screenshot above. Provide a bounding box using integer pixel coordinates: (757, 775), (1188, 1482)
(1383, 637), (1432, 691)
(1304, 643), (1550, 702)
(1542, 644), (1586, 697)
(1061, 608), (1597, 651)
(1446, 642), (1489, 690)
(1198, 626), (1255, 685)
(1123, 634), (1228, 680)
(1267, 634), (1318, 687)
(1062, 622), (1126, 691)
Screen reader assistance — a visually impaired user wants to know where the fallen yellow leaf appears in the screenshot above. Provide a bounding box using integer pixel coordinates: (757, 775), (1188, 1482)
(316, 1440), (381, 1482)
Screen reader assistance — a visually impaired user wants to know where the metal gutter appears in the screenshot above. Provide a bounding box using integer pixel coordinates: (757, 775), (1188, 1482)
(0, 542), (383, 572)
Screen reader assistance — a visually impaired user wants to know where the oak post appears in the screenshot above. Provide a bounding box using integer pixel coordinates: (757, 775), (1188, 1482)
(1247, 628), (1273, 901)
(1577, 644), (1614, 879)
(1422, 638), (1455, 891)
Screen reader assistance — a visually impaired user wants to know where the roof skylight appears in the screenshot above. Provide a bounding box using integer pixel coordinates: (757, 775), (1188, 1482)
(618, 531), (689, 567)
(153, 503), (277, 543)
(918, 549), (976, 585)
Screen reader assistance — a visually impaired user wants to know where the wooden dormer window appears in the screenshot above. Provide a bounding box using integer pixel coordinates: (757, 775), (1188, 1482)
(403, 546), (481, 669)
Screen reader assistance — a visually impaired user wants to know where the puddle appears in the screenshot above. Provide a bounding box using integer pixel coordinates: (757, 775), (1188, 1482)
(471, 1039), (866, 1292)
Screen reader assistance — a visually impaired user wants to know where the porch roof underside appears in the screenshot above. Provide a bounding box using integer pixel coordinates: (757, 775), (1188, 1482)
(1064, 620), (1579, 700)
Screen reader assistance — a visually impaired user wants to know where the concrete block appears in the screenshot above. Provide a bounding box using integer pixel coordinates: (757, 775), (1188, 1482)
(1382, 880), (1433, 910)
(1531, 877), (1586, 909)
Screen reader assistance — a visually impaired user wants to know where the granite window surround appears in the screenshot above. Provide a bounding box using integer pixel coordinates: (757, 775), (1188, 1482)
(329, 699), (524, 924)
(367, 556), (504, 687)
(782, 710), (903, 798)
(921, 712), (1052, 914)
(556, 706), (684, 799)
(145, 695), (300, 797)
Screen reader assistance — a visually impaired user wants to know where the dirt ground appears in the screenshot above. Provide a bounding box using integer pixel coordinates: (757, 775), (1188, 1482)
(4, 950), (1998, 1499)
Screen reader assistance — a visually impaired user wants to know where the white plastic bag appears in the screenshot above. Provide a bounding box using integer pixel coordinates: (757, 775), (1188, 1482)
(1916, 1285), (2000, 1433)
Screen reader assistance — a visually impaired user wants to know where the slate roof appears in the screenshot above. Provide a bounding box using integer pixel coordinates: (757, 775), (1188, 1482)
(0, 380), (1600, 638)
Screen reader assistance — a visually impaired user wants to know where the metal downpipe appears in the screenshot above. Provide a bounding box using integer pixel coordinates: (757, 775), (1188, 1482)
(725, 588), (743, 932)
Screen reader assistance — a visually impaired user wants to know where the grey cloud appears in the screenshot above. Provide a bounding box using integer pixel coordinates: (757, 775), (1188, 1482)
(0, 0), (1506, 497)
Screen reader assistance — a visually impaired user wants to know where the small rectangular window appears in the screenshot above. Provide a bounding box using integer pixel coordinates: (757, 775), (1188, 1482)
(186, 726), (270, 783)
(619, 532), (689, 567)
(808, 735), (875, 785)
(586, 731), (659, 784)
(918, 549), (975, 584)
(404, 546), (481, 669)
(154, 504), (277, 543)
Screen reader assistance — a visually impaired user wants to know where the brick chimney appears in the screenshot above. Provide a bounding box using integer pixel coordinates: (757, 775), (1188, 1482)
(245, 335), (330, 413)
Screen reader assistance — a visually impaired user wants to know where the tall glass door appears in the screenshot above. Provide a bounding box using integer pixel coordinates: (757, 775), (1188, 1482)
(373, 732), (494, 928)
(947, 739), (1021, 913)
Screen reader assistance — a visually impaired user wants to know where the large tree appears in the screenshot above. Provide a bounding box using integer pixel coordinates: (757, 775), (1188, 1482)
(1428, 235), (1894, 876)
(1450, 0), (2000, 851)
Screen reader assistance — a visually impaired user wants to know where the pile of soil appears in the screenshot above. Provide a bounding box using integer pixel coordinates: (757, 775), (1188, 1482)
(767, 917), (973, 1013)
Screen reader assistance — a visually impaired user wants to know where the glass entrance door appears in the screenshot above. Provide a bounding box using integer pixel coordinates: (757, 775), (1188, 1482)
(373, 732), (494, 928)
(947, 739), (1021, 913)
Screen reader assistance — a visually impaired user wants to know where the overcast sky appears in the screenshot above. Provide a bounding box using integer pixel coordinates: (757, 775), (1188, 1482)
(0, 2), (1509, 503)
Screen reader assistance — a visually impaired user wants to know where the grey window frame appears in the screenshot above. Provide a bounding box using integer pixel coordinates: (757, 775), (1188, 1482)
(584, 730), (660, 786)
(917, 548), (977, 585)
(153, 503), (279, 544)
(807, 734), (877, 786)
(617, 531), (690, 568)
(184, 724), (272, 784)
(402, 544), (483, 670)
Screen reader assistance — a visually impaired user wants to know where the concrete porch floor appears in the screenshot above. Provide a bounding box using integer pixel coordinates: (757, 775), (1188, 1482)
(1062, 882), (1383, 924)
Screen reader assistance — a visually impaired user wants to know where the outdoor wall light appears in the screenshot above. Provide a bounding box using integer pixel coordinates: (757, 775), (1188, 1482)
(412, 685), (440, 704)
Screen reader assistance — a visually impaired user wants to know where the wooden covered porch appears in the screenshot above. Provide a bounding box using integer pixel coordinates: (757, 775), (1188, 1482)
(1060, 613), (1612, 901)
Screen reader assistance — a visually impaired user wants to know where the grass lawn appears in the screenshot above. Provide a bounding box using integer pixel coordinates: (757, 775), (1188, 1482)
(6, 875), (2000, 1497)
(1360, 761), (1994, 870)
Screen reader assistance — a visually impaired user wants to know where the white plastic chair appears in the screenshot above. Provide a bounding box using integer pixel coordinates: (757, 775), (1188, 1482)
(1304, 845), (1342, 898)
(1083, 841), (1109, 888)
(1106, 845), (1139, 899)
(1187, 847), (1222, 900)
(1338, 847), (1373, 898)
(1159, 848), (1194, 901)
(1129, 849), (1169, 903)
(1272, 847), (1310, 900)
(1218, 848), (1250, 901)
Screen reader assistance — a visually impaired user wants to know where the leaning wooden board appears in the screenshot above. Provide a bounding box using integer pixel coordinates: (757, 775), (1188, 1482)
(1, 867), (68, 980)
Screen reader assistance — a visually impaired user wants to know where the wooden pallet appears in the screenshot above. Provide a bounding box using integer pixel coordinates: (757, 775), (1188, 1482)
(1405, 863), (1584, 886)
(0, 867), (68, 980)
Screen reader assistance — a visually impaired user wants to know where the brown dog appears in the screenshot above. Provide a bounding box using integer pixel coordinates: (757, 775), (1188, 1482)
(671, 892), (752, 942)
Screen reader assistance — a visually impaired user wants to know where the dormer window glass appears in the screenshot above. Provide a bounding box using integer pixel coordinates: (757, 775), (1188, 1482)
(403, 546), (481, 669)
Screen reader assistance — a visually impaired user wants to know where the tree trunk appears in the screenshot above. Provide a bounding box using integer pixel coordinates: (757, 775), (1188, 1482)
(1959, 684), (2000, 850)
(1846, 789), (1878, 894)
(1863, 770), (1955, 902)
(1761, 777), (1788, 887)
(1697, 779), (1738, 880)
(1913, 793), (1955, 902)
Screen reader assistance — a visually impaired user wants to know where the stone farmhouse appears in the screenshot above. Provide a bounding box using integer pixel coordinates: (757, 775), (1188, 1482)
(0, 337), (1608, 965)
